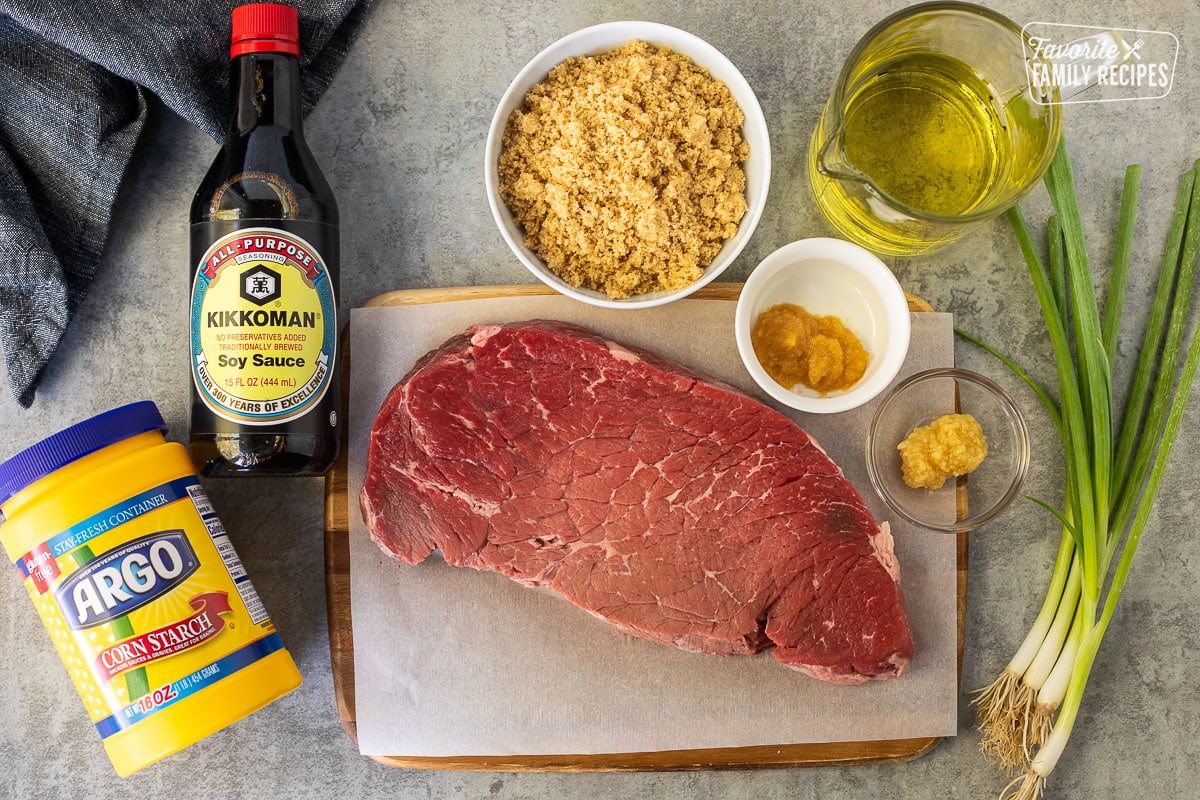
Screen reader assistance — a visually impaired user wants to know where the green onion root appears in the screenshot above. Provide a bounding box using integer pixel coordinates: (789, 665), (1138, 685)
(974, 668), (1034, 771)
(1000, 770), (1047, 800)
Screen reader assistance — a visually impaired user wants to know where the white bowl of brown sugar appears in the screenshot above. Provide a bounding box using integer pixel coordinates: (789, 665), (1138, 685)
(485, 21), (771, 309)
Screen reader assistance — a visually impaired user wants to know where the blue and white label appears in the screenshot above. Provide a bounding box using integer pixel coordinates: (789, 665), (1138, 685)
(55, 532), (199, 630)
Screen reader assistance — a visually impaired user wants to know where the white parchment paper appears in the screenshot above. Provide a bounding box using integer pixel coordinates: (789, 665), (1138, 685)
(347, 295), (958, 757)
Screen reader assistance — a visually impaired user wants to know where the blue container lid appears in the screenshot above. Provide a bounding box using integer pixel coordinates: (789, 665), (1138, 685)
(0, 401), (168, 507)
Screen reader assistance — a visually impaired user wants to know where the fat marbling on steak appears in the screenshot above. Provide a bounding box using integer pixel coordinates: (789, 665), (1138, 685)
(360, 320), (914, 683)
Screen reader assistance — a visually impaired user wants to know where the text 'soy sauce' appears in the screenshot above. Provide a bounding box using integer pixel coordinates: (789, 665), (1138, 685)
(0, 401), (301, 776)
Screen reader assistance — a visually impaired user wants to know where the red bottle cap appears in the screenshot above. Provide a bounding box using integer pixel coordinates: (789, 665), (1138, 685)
(230, 3), (300, 59)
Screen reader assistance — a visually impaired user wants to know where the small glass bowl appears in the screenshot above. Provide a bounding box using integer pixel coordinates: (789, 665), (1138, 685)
(865, 368), (1030, 533)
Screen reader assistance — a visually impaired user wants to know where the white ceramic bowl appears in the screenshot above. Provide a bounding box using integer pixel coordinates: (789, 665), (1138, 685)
(734, 238), (911, 414)
(484, 21), (771, 309)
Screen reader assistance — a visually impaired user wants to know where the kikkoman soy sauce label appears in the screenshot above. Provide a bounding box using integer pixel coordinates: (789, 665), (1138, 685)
(191, 227), (336, 425)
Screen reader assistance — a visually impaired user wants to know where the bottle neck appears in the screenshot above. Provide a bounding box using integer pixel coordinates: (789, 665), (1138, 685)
(230, 52), (303, 137)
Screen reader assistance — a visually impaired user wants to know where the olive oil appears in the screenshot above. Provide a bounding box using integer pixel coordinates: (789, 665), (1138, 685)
(843, 53), (1007, 216)
(809, 52), (1026, 254)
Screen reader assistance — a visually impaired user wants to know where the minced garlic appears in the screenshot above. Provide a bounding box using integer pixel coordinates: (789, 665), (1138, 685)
(897, 413), (988, 489)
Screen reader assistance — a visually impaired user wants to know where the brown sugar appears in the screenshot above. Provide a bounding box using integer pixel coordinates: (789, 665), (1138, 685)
(498, 40), (749, 299)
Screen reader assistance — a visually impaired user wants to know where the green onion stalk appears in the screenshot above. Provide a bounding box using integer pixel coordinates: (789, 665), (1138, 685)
(963, 139), (1200, 799)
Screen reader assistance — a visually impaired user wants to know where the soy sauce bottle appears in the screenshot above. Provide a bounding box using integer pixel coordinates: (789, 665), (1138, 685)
(189, 2), (340, 476)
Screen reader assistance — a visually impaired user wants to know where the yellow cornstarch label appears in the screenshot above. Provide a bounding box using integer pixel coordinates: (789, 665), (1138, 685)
(14, 478), (279, 738)
(191, 227), (336, 426)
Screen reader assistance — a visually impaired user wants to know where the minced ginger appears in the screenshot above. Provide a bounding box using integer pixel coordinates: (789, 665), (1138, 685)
(498, 40), (749, 299)
(750, 303), (869, 394)
(897, 413), (988, 489)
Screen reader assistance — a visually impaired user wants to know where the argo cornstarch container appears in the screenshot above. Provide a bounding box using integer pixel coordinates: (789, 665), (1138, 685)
(0, 401), (302, 775)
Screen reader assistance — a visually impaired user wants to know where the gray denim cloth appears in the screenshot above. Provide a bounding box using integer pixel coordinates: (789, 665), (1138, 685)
(0, 1), (370, 408)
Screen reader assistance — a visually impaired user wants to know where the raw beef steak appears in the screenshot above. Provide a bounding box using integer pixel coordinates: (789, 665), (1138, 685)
(361, 320), (914, 683)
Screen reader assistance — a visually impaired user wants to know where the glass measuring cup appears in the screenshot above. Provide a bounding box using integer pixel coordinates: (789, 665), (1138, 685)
(808, 2), (1062, 256)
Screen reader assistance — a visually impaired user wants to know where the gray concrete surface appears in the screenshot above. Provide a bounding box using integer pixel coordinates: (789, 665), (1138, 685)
(2, 0), (1198, 797)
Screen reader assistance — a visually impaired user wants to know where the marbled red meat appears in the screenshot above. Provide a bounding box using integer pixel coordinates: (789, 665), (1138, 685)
(360, 320), (914, 683)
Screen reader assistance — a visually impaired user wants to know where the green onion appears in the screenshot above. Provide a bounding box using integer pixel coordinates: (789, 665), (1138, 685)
(1101, 166), (1140, 371)
(1108, 169), (1194, 509)
(964, 139), (1200, 799)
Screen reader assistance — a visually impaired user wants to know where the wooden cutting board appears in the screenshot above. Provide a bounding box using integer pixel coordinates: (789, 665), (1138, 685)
(322, 282), (968, 770)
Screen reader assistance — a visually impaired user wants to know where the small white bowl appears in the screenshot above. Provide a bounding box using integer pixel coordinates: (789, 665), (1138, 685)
(734, 238), (911, 414)
(484, 21), (771, 309)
